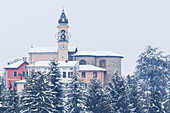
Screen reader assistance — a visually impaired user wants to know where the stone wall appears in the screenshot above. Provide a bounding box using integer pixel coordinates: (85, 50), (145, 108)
(74, 56), (96, 66)
(74, 56), (122, 86)
(96, 57), (121, 85)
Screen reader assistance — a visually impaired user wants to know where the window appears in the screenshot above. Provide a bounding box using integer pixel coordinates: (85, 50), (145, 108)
(14, 81), (17, 87)
(63, 72), (66, 78)
(60, 30), (66, 41)
(93, 72), (97, 78)
(13, 71), (17, 77)
(81, 83), (87, 89)
(99, 60), (106, 68)
(68, 72), (73, 78)
(24, 66), (28, 69)
(23, 71), (28, 76)
(82, 72), (86, 78)
(79, 60), (86, 65)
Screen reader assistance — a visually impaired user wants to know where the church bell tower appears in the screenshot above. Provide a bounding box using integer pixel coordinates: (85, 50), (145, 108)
(57, 10), (69, 61)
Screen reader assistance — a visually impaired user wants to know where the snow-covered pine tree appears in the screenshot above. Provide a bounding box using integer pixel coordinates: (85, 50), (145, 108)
(0, 81), (5, 112)
(66, 67), (85, 113)
(84, 78), (111, 113)
(140, 90), (151, 113)
(162, 81), (170, 113)
(37, 71), (58, 113)
(20, 70), (38, 113)
(149, 87), (164, 113)
(126, 74), (132, 85)
(46, 59), (64, 113)
(134, 45), (170, 96)
(4, 81), (19, 113)
(20, 70), (56, 113)
(106, 70), (130, 113)
(128, 77), (143, 113)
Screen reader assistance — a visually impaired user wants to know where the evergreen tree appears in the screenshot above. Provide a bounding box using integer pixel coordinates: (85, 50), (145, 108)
(66, 67), (84, 113)
(4, 81), (19, 113)
(141, 91), (151, 113)
(20, 70), (37, 113)
(84, 78), (111, 113)
(128, 77), (143, 113)
(106, 71), (130, 113)
(126, 74), (132, 85)
(20, 70), (56, 113)
(162, 81), (170, 113)
(46, 59), (64, 113)
(149, 87), (164, 113)
(134, 45), (170, 96)
(0, 82), (5, 112)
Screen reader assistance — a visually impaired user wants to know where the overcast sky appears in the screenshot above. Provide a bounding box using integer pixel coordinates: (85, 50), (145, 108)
(0, 0), (169, 76)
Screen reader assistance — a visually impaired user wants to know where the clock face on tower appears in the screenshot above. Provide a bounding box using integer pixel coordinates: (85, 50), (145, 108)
(60, 44), (66, 50)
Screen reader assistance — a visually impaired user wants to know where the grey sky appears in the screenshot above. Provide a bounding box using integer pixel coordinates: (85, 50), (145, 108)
(0, 0), (169, 76)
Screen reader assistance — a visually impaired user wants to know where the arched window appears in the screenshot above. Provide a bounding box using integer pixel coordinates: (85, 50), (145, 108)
(99, 60), (106, 68)
(60, 30), (66, 41)
(79, 60), (86, 65)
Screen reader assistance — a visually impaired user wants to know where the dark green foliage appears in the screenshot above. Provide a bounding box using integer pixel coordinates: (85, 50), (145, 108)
(4, 81), (19, 113)
(0, 82), (5, 112)
(141, 91), (151, 113)
(149, 87), (164, 113)
(127, 74), (132, 85)
(134, 45), (170, 96)
(20, 70), (56, 113)
(163, 81), (170, 113)
(128, 77), (143, 113)
(66, 67), (84, 113)
(106, 71), (130, 113)
(84, 78), (111, 113)
(46, 59), (64, 112)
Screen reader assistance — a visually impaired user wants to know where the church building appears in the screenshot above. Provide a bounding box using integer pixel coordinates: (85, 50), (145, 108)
(28, 10), (123, 86)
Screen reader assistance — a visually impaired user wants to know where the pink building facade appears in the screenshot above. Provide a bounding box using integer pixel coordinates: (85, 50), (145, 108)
(4, 60), (29, 89)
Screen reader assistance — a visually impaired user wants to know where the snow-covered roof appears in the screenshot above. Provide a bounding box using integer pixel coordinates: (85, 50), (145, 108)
(79, 65), (106, 71)
(15, 79), (26, 84)
(58, 61), (79, 67)
(28, 47), (57, 53)
(4, 61), (28, 69)
(28, 46), (77, 54)
(73, 51), (123, 58)
(28, 61), (79, 68)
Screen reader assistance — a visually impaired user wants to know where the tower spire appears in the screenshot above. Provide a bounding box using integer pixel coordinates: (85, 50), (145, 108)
(58, 9), (68, 25)
(57, 9), (69, 61)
